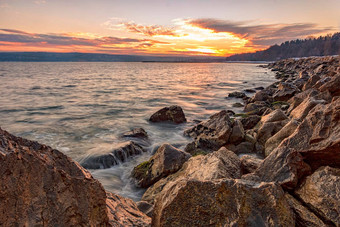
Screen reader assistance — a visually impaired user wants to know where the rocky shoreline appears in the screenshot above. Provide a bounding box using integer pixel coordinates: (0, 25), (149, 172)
(1, 55), (339, 226)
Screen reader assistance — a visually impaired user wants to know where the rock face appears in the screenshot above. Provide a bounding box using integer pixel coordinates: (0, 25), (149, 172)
(295, 166), (340, 226)
(152, 179), (295, 227)
(0, 128), (151, 226)
(82, 141), (146, 169)
(149, 105), (186, 124)
(106, 192), (151, 226)
(142, 147), (241, 204)
(132, 144), (191, 188)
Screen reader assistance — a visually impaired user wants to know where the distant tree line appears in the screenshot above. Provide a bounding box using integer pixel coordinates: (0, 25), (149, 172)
(226, 33), (340, 61)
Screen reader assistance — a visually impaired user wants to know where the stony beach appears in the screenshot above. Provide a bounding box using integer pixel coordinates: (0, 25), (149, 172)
(1, 55), (339, 226)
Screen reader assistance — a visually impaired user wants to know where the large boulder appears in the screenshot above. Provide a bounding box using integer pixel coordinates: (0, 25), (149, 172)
(131, 144), (191, 188)
(82, 141), (146, 169)
(152, 179), (295, 227)
(290, 97), (326, 121)
(149, 105), (186, 124)
(295, 166), (340, 226)
(0, 128), (150, 226)
(142, 147), (241, 204)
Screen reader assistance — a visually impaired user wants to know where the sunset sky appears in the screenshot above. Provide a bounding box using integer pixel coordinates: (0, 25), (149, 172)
(0, 0), (339, 56)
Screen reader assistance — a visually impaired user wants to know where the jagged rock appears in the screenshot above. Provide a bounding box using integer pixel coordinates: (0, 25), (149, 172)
(256, 109), (289, 144)
(285, 193), (326, 227)
(265, 119), (300, 156)
(302, 74), (321, 91)
(240, 115), (261, 130)
(243, 101), (269, 115)
(227, 91), (246, 98)
(295, 166), (340, 226)
(240, 155), (262, 174)
(152, 179), (295, 227)
(229, 119), (244, 144)
(122, 128), (148, 139)
(131, 144), (191, 188)
(287, 88), (320, 113)
(82, 141), (146, 169)
(249, 88), (275, 102)
(290, 97), (326, 121)
(273, 82), (300, 101)
(0, 128), (150, 226)
(149, 105), (186, 124)
(142, 147), (241, 204)
(184, 110), (233, 154)
(319, 74), (340, 97)
(106, 192), (151, 226)
(251, 147), (311, 190)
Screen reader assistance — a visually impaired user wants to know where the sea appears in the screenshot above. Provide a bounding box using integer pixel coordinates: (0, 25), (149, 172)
(0, 62), (276, 201)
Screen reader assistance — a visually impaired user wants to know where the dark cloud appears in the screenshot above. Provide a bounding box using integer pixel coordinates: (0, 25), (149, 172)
(187, 18), (333, 46)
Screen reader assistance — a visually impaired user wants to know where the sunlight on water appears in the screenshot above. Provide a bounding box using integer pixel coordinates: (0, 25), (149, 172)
(0, 62), (276, 200)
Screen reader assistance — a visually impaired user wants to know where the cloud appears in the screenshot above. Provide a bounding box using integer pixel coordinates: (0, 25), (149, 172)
(34, 0), (46, 5)
(186, 18), (334, 46)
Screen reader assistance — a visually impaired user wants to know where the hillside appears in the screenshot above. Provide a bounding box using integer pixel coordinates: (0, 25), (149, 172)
(226, 33), (340, 61)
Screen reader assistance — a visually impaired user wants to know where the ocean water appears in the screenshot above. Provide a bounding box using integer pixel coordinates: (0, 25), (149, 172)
(0, 62), (276, 200)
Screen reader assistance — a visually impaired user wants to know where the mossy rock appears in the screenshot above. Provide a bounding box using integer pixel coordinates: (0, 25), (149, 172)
(132, 160), (151, 179)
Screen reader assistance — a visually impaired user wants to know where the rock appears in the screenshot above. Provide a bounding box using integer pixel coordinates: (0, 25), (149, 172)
(149, 105), (186, 124)
(244, 88), (256, 93)
(136, 201), (154, 218)
(256, 109), (289, 144)
(0, 127), (150, 226)
(255, 86), (264, 90)
(240, 155), (262, 174)
(122, 127), (148, 139)
(295, 166), (340, 226)
(273, 82), (300, 101)
(265, 119), (300, 156)
(243, 101), (269, 115)
(228, 141), (255, 154)
(106, 192), (151, 226)
(152, 179), (295, 227)
(227, 91), (247, 98)
(82, 141), (146, 169)
(302, 74), (321, 91)
(290, 97), (326, 121)
(285, 193), (326, 227)
(232, 102), (244, 107)
(184, 110), (233, 154)
(252, 147), (311, 190)
(249, 88), (275, 102)
(131, 144), (191, 188)
(240, 115), (261, 130)
(287, 88), (320, 113)
(319, 74), (340, 97)
(229, 119), (244, 144)
(142, 147), (241, 204)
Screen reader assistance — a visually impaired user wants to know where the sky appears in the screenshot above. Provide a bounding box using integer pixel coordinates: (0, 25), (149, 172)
(0, 0), (339, 56)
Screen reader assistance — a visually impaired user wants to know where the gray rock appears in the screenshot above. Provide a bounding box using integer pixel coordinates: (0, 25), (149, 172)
(149, 105), (186, 124)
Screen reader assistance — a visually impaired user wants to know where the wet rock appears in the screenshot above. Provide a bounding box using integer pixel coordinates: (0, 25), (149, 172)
(82, 141), (146, 169)
(149, 105), (186, 124)
(240, 115), (261, 130)
(136, 201), (154, 218)
(249, 88), (275, 102)
(295, 166), (340, 226)
(265, 119), (300, 156)
(152, 179), (294, 227)
(184, 110), (233, 154)
(273, 82), (300, 101)
(131, 144), (191, 188)
(232, 102), (244, 108)
(240, 155), (262, 174)
(254, 86), (264, 90)
(142, 147), (241, 204)
(227, 91), (247, 98)
(285, 193), (327, 227)
(122, 127), (148, 139)
(106, 192), (151, 226)
(244, 88), (256, 93)
(243, 101), (269, 115)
